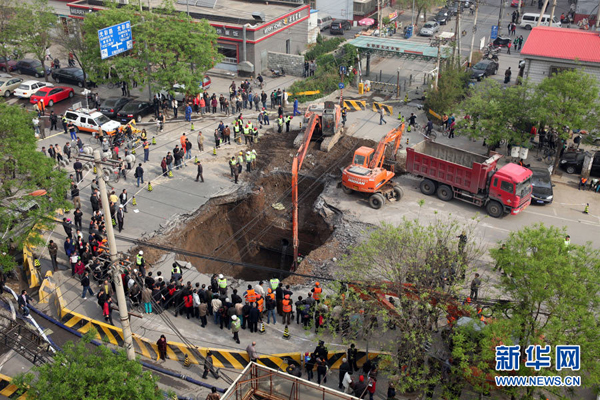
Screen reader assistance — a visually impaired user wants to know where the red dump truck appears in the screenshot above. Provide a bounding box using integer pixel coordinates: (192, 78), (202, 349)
(406, 141), (533, 217)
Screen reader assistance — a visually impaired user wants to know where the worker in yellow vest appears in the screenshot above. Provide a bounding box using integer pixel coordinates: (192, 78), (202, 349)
(243, 125), (251, 144)
(245, 151), (252, 173)
(233, 122), (241, 143)
(277, 117), (283, 133)
(237, 152), (244, 174)
(284, 115), (292, 132)
(217, 274), (227, 295)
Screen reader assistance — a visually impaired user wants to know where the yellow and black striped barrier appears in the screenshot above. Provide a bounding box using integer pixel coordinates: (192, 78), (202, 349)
(373, 102), (393, 115)
(0, 372), (27, 399)
(343, 100), (366, 111)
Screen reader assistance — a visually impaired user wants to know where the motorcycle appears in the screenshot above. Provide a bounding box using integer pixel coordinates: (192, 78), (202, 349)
(270, 67), (285, 78)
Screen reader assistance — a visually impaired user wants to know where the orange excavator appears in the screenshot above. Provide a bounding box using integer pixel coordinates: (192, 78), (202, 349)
(291, 113), (320, 272)
(341, 123), (405, 209)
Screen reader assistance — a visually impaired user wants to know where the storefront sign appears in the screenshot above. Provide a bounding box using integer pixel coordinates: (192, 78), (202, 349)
(263, 11), (303, 35)
(388, 11), (398, 21)
(70, 7), (92, 15)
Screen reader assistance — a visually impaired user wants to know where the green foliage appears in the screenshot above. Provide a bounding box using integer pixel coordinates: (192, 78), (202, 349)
(0, 103), (70, 271)
(304, 37), (346, 61)
(53, 20), (92, 89)
(15, 0), (57, 82)
(456, 79), (537, 149)
(290, 43), (357, 102)
(321, 218), (483, 394)
(14, 330), (162, 400)
(424, 63), (470, 116)
(81, 2), (221, 96)
(0, 0), (23, 65)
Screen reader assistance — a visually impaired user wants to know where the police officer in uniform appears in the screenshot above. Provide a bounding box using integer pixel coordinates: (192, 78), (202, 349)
(217, 274), (227, 295)
(136, 251), (146, 276)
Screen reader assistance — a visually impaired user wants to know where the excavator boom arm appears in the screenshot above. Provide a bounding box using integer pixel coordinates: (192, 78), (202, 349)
(369, 123), (405, 169)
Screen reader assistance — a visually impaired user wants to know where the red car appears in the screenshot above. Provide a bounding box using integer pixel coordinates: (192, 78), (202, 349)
(29, 86), (74, 107)
(510, 0), (524, 6)
(0, 56), (17, 72)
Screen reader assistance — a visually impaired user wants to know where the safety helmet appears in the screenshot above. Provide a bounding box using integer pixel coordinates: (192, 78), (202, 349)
(139, 251), (143, 255)
(219, 274), (224, 279)
(231, 315), (237, 320)
(239, 151), (243, 155)
(315, 282), (320, 286)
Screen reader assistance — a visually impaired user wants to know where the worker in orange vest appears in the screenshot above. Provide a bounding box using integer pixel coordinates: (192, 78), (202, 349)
(244, 284), (257, 303)
(312, 282), (322, 304)
(282, 294), (292, 325)
(257, 294), (264, 314)
(267, 288), (275, 300)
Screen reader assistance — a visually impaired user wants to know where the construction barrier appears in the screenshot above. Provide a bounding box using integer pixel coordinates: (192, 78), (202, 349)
(0, 372), (27, 399)
(51, 287), (381, 370)
(289, 90), (321, 96)
(343, 100), (366, 111)
(373, 102), (394, 115)
(38, 271), (56, 304)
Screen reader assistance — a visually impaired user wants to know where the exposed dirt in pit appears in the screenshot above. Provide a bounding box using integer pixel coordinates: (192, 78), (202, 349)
(146, 128), (377, 280)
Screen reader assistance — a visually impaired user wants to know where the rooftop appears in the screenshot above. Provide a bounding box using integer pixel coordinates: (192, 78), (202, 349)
(520, 27), (600, 64)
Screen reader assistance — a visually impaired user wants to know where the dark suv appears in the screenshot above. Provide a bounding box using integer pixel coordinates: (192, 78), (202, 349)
(330, 20), (351, 34)
(15, 59), (51, 78)
(559, 151), (600, 176)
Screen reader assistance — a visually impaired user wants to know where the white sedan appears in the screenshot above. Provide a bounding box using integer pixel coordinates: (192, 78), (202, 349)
(419, 21), (440, 36)
(13, 80), (54, 99)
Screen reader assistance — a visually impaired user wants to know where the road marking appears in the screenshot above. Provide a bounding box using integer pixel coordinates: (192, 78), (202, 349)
(523, 209), (600, 227)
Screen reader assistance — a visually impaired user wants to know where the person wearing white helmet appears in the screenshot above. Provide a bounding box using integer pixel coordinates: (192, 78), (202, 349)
(171, 262), (182, 282)
(135, 250), (146, 276)
(218, 274), (228, 296)
(231, 314), (241, 344)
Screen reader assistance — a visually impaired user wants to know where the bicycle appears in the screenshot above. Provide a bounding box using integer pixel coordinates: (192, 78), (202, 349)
(542, 147), (556, 165)
(418, 124), (437, 142)
(107, 81), (117, 89)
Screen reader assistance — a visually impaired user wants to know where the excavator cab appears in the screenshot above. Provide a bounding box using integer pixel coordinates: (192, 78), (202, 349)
(352, 146), (374, 168)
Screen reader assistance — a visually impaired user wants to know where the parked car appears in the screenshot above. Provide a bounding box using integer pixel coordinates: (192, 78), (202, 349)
(15, 59), (51, 78)
(13, 80), (54, 98)
(52, 67), (94, 88)
(419, 21), (440, 36)
(0, 76), (23, 97)
(559, 151), (600, 176)
(330, 22), (346, 35)
(530, 168), (554, 204)
(332, 19), (351, 30)
(0, 57), (17, 72)
(98, 97), (133, 118)
(435, 9), (451, 24)
(116, 100), (154, 123)
(511, 0), (525, 7)
(470, 59), (499, 80)
(29, 86), (74, 107)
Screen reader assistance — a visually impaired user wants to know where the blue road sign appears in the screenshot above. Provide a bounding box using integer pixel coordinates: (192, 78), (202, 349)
(98, 21), (133, 60)
(338, 82), (345, 89)
(340, 66), (347, 75)
(491, 25), (499, 40)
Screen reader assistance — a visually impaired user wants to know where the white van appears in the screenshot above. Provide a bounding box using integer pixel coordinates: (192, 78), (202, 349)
(520, 13), (561, 29)
(318, 14), (333, 31)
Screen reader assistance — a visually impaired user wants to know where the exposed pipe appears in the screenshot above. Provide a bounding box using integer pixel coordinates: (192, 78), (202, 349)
(243, 24), (248, 62)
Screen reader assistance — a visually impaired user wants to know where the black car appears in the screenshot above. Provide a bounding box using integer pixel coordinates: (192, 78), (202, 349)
(15, 59), (51, 78)
(52, 67), (94, 88)
(530, 168), (554, 204)
(492, 36), (511, 48)
(435, 9), (451, 24)
(330, 21), (349, 35)
(470, 60), (498, 80)
(559, 151), (600, 176)
(116, 100), (154, 123)
(99, 97), (133, 118)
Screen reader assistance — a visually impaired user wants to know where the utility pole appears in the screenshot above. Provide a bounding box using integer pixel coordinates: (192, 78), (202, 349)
(549, 0), (557, 26)
(498, 0), (505, 34)
(537, 0), (550, 26)
(468, 0), (480, 66)
(597, 1), (600, 30)
(93, 150), (136, 361)
(378, 0), (383, 37)
(411, 0), (415, 27)
(434, 40), (441, 90)
(456, 4), (462, 66)
(517, 0), (522, 24)
(453, 4), (460, 63)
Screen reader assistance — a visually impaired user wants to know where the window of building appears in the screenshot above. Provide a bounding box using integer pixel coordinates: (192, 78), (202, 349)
(286, 39), (291, 54)
(549, 66), (574, 76)
(218, 46), (237, 64)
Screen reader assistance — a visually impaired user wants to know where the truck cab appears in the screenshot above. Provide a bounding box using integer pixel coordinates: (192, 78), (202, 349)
(488, 164), (532, 215)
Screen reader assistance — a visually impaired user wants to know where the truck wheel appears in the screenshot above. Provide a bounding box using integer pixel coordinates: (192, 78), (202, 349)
(486, 200), (504, 218)
(436, 185), (453, 201)
(393, 185), (404, 201)
(420, 179), (436, 196)
(342, 185), (353, 194)
(369, 193), (385, 209)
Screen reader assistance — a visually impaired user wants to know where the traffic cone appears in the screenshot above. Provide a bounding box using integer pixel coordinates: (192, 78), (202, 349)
(406, 138), (409, 146)
(407, 125), (411, 132)
(183, 354), (191, 368)
(112, 218), (116, 226)
(283, 325), (290, 340)
(168, 170), (173, 178)
(299, 121), (302, 129)
(148, 182), (153, 192)
(259, 322), (266, 334)
(404, 94), (409, 103)
(584, 203), (589, 214)
(152, 136), (156, 145)
(34, 259), (41, 268)
(212, 147), (217, 156)
(132, 196), (137, 206)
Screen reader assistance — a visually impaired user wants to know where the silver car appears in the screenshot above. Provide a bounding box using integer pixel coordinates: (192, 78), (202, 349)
(0, 75), (23, 97)
(419, 21), (440, 36)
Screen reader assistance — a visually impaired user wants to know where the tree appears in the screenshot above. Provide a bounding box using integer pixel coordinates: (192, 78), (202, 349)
(13, 331), (163, 400)
(53, 20), (93, 89)
(17, 0), (57, 82)
(455, 79), (539, 152)
(424, 62), (470, 118)
(322, 215), (484, 395)
(81, 2), (221, 98)
(0, 0), (24, 69)
(453, 224), (600, 398)
(0, 103), (70, 271)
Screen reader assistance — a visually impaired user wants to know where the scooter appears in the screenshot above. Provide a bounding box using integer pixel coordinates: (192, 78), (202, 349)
(270, 67), (285, 78)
